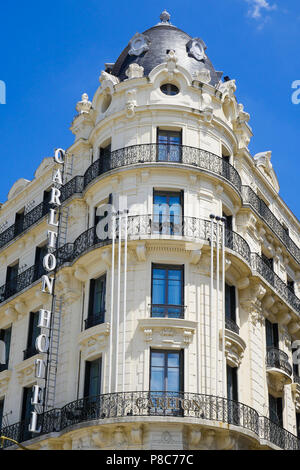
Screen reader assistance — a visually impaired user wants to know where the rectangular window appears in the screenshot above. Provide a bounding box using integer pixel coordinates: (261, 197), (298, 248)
(21, 387), (34, 441)
(86, 275), (106, 329)
(5, 262), (19, 297)
(151, 264), (184, 318)
(150, 349), (183, 416)
(0, 327), (12, 371)
(24, 312), (39, 360)
(261, 253), (274, 286)
(227, 365), (239, 425)
(287, 278), (295, 294)
(269, 394), (283, 427)
(153, 190), (183, 235)
(265, 319), (279, 349)
(157, 129), (182, 162)
(0, 399), (4, 430)
(14, 210), (25, 236)
(84, 358), (102, 398)
(34, 244), (48, 280)
(94, 193), (112, 236)
(225, 284), (236, 322)
(99, 144), (111, 172)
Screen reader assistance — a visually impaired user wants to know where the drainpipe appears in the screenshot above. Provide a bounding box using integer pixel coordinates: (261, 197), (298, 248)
(122, 210), (128, 392)
(108, 212), (116, 394)
(209, 214), (215, 395)
(221, 216), (226, 398)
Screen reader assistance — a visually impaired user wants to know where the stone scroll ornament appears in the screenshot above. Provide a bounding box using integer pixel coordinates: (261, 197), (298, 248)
(186, 38), (207, 61)
(128, 33), (150, 56)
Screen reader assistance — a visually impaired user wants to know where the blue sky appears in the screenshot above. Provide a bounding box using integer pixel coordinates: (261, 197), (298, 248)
(0, 0), (299, 217)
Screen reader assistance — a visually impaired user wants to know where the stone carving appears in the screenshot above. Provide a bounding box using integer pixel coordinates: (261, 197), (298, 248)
(99, 70), (119, 86)
(160, 10), (171, 24)
(219, 79), (237, 102)
(113, 427), (128, 448)
(200, 92), (213, 123)
(188, 428), (202, 447)
(125, 63), (144, 79)
(165, 50), (178, 79)
(128, 32), (150, 56)
(76, 93), (92, 115)
(193, 68), (211, 84)
(186, 38), (207, 61)
(125, 89), (137, 118)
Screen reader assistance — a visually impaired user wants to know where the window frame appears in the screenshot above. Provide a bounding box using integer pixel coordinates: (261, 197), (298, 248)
(151, 263), (185, 318)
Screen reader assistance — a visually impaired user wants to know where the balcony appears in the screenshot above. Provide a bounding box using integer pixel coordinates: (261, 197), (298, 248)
(266, 347), (293, 387)
(150, 304), (186, 319)
(1, 216), (300, 320)
(84, 311), (105, 330)
(1, 392), (299, 450)
(225, 318), (240, 335)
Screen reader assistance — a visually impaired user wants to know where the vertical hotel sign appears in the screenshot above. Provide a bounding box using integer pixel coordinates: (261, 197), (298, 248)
(29, 149), (65, 433)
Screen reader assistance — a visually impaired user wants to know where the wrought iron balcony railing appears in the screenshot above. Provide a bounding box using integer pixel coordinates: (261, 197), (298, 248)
(242, 186), (300, 265)
(0, 216), (300, 319)
(84, 311), (105, 330)
(225, 317), (240, 335)
(1, 392), (299, 450)
(0, 146), (299, 269)
(266, 347), (293, 377)
(0, 201), (50, 250)
(150, 304), (186, 319)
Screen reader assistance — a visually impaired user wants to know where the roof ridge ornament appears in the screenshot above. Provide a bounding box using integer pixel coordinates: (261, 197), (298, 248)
(160, 10), (171, 23)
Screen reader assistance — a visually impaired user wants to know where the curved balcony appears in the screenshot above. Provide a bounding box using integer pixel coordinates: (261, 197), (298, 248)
(225, 318), (240, 335)
(1, 216), (300, 318)
(1, 391), (299, 450)
(266, 347), (293, 385)
(0, 146), (299, 269)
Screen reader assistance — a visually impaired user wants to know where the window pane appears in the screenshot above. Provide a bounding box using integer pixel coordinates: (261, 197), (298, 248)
(168, 353), (180, 367)
(167, 369), (180, 392)
(150, 369), (165, 391)
(151, 352), (165, 367)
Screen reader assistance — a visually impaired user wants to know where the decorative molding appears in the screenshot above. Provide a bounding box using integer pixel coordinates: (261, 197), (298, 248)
(78, 322), (110, 361)
(220, 328), (246, 368)
(125, 64), (144, 79)
(15, 353), (44, 387)
(128, 33), (150, 57)
(0, 369), (12, 396)
(186, 38), (206, 61)
(139, 318), (196, 348)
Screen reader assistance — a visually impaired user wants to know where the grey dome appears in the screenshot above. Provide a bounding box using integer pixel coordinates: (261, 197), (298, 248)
(111, 21), (222, 86)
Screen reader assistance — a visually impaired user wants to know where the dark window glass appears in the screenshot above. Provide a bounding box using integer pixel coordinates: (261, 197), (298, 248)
(223, 213), (233, 232)
(86, 275), (106, 329)
(5, 262), (19, 297)
(21, 387), (34, 441)
(43, 189), (52, 205)
(34, 245), (48, 280)
(265, 319), (279, 349)
(160, 84), (179, 96)
(99, 144), (111, 172)
(296, 413), (300, 439)
(261, 253), (274, 271)
(269, 394), (283, 427)
(153, 190), (183, 235)
(151, 265), (184, 318)
(225, 284), (236, 322)
(14, 210), (25, 236)
(227, 365), (238, 401)
(150, 350), (183, 393)
(24, 312), (39, 360)
(0, 327), (12, 371)
(287, 279), (295, 294)
(157, 129), (182, 162)
(84, 358), (102, 398)
(0, 399), (4, 430)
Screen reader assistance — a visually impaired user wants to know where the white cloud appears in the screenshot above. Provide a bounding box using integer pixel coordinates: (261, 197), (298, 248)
(246, 0), (277, 19)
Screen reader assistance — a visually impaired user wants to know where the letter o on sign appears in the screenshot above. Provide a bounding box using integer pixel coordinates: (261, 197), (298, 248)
(43, 253), (57, 272)
(35, 334), (50, 354)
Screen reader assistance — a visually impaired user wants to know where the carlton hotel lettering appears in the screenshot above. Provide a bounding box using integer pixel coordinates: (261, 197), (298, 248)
(29, 149), (65, 433)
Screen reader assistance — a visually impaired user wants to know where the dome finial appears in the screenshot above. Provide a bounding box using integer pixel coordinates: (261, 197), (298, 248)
(160, 10), (171, 23)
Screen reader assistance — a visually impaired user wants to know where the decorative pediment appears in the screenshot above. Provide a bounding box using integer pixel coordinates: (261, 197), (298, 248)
(78, 322), (110, 361)
(253, 151), (280, 193)
(139, 318), (196, 348)
(7, 178), (30, 200)
(15, 353), (45, 387)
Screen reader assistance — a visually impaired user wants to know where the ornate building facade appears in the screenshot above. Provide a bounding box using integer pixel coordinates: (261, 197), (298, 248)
(1, 11), (300, 450)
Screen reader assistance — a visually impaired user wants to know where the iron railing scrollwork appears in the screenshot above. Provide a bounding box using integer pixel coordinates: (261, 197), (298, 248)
(266, 347), (293, 377)
(1, 391), (299, 449)
(225, 318), (240, 335)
